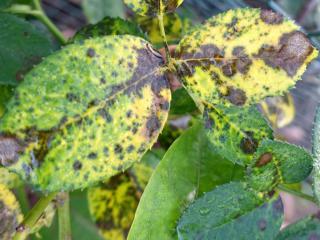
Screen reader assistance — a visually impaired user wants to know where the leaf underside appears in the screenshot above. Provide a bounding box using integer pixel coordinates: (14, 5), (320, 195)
(0, 35), (170, 192)
(175, 8), (318, 107)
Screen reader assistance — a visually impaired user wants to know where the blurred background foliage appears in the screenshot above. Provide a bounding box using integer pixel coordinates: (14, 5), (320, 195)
(1, 0), (320, 239)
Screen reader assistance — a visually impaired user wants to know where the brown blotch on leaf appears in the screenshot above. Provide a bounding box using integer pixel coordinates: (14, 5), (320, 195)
(255, 152), (273, 167)
(146, 116), (160, 138)
(86, 48), (96, 57)
(225, 87), (247, 106)
(0, 137), (23, 167)
(260, 10), (284, 25)
(272, 198), (283, 213)
(232, 46), (253, 74)
(222, 61), (236, 77)
(240, 131), (258, 154)
(73, 161), (82, 170)
(257, 31), (313, 76)
(258, 219), (267, 231)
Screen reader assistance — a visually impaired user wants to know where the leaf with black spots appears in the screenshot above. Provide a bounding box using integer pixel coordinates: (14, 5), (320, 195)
(204, 104), (272, 166)
(177, 182), (283, 240)
(72, 16), (145, 42)
(128, 122), (244, 239)
(247, 139), (313, 192)
(0, 13), (54, 86)
(124, 0), (184, 16)
(0, 183), (23, 239)
(175, 8), (318, 107)
(0, 35), (171, 192)
(276, 214), (320, 240)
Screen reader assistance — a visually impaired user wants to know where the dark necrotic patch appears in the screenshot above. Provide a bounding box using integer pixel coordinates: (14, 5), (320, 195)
(146, 116), (161, 137)
(87, 48), (96, 57)
(256, 31), (313, 76)
(272, 198), (283, 213)
(88, 152), (97, 159)
(222, 61), (236, 77)
(240, 131), (258, 154)
(73, 160), (82, 170)
(103, 147), (109, 157)
(255, 152), (273, 167)
(203, 109), (215, 129)
(260, 10), (284, 25)
(225, 87), (247, 106)
(114, 144), (123, 154)
(126, 145), (135, 153)
(232, 46), (253, 74)
(160, 101), (170, 111)
(258, 219), (267, 231)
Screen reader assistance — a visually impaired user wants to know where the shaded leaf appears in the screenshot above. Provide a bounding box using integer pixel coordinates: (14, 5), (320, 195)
(124, 0), (184, 16)
(247, 139), (313, 192)
(177, 182), (283, 240)
(276, 214), (320, 240)
(0, 13), (54, 86)
(0, 85), (14, 117)
(175, 8), (318, 107)
(261, 93), (295, 128)
(82, 0), (125, 24)
(136, 13), (191, 45)
(313, 106), (320, 203)
(0, 35), (170, 192)
(169, 87), (197, 115)
(128, 122), (244, 240)
(72, 16), (145, 42)
(204, 104), (272, 166)
(0, 0), (11, 9)
(0, 183), (23, 239)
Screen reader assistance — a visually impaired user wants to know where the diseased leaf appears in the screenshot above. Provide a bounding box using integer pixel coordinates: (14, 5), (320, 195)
(88, 174), (139, 240)
(169, 87), (197, 115)
(124, 0), (184, 16)
(0, 35), (171, 192)
(136, 13), (191, 45)
(128, 122), (244, 240)
(72, 16), (145, 42)
(0, 167), (21, 188)
(276, 214), (320, 240)
(261, 93), (295, 128)
(82, 0), (125, 24)
(204, 104), (273, 166)
(313, 106), (320, 203)
(175, 8), (318, 107)
(177, 182), (283, 240)
(0, 183), (23, 239)
(0, 13), (54, 86)
(247, 139), (313, 192)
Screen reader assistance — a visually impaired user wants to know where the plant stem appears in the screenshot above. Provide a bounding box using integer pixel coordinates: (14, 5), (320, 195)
(13, 192), (58, 240)
(158, 12), (171, 64)
(277, 184), (317, 204)
(3, 1), (66, 45)
(58, 192), (72, 240)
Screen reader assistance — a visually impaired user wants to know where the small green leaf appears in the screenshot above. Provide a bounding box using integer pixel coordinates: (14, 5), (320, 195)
(0, 183), (23, 239)
(169, 87), (197, 115)
(136, 13), (191, 45)
(175, 8), (318, 107)
(0, 35), (171, 192)
(0, 13), (54, 86)
(177, 182), (283, 240)
(276, 214), (320, 240)
(313, 106), (320, 203)
(247, 139), (313, 192)
(124, 0), (184, 16)
(128, 122), (244, 240)
(82, 0), (125, 24)
(72, 16), (145, 42)
(204, 104), (272, 166)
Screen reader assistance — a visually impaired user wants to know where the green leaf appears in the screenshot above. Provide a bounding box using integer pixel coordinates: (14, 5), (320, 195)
(169, 88), (197, 115)
(72, 16), (145, 42)
(82, 0), (125, 24)
(0, 183), (23, 239)
(204, 104), (273, 166)
(136, 13), (191, 45)
(276, 214), (320, 240)
(0, 85), (15, 117)
(175, 8), (318, 107)
(313, 106), (320, 203)
(0, 0), (12, 9)
(124, 0), (184, 16)
(128, 122), (244, 240)
(247, 139), (313, 192)
(177, 182), (283, 240)
(0, 35), (171, 192)
(0, 13), (54, 86)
